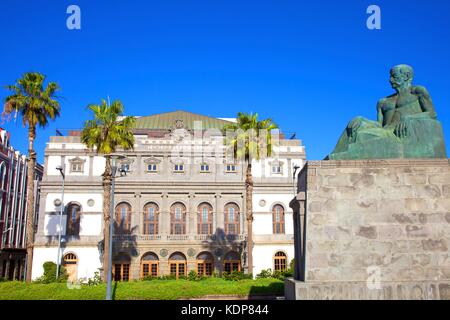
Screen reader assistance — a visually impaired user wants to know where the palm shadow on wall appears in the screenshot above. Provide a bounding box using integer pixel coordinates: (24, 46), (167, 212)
(97, 219), (139, 274)
(201, 228), (247, 276)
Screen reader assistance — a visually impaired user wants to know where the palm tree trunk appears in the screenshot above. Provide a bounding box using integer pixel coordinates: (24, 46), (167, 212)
(245, 161), (254, 276)
(102, 158), (112, 282)
(25, 127), (36, 283)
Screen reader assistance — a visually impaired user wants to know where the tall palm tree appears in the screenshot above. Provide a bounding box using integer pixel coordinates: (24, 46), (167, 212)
(3, 72), (61, 282)
(81, 99), (135, 281)
(223, 112), (278, 275)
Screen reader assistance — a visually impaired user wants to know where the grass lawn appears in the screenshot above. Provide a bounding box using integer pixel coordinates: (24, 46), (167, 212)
(0, 278), (284, 300)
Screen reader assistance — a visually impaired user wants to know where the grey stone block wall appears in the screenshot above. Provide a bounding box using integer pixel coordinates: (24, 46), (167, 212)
(288, 159), (450, 300)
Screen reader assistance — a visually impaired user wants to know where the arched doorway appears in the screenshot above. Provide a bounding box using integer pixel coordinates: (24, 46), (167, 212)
(168, 252), (187, 279)
(224, 251), (241, 272)
(113, 253), (131, 281)
(63, 253), (78, 282)
(141, 252), (159, 278)
(196, 252), (214, 276)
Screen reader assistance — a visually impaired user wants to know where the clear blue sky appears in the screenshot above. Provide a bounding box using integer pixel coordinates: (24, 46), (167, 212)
(1, 0), (449, 162)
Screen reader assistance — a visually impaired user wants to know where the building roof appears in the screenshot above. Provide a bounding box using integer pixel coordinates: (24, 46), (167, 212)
(133, 110), (234, 131)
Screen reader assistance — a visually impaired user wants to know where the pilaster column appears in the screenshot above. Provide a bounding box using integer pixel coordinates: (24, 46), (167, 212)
(89, 156), (94, 177)
(133, 192), (141, 234)
(161, 193), (169, 235)
(188, 193), (195, 235)
(215, 193), (222, 232)
(290, 191), (306, 282)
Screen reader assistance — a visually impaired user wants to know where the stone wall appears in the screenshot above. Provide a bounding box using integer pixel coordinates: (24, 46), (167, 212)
(287, 159), (450, 300)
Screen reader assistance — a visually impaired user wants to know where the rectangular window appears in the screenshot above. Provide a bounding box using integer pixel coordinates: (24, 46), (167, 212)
(200, 164), (210, 172)
(272, 166), (282, 174)
(147, 164), (158, 172)
(174, 164), (184, 172)
(226, 165), (236, 172)
(71, 163), (83, 173)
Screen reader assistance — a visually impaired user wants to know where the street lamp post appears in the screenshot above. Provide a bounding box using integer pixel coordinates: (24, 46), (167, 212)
(105, 154), (126, 301)
(56, 165), (65, 280)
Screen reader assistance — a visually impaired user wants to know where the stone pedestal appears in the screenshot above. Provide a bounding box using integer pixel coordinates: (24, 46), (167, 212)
(286, 159), (450, 300)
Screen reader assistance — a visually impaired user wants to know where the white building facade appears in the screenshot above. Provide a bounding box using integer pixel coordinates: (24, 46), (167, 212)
(32, 111), (305, 281)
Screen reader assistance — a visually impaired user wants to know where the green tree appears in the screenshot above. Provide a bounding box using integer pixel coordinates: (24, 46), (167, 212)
(223, 112), (278, 275)
(81, 99), (135, 281)
(3, 72), (61, 282)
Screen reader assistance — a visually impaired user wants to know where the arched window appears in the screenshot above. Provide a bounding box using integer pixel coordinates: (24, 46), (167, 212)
(274, 252), (287, 271)
(197, 203), (213, 235)
(141, 252), (159, 278)
(66, 203), (81, 236)
(170, 203), (186, 235)
(196, 252), (214, 276)
(224, 251), (241, 273)
(272, 205), (285, 234)
(63, 253), (78, 282)
(143, 203), (159, 237)
(115, 203), (132, 233)
(113, 253), (131, 281)
(168, 252), (187, 279)
(224, 203), (240, 235)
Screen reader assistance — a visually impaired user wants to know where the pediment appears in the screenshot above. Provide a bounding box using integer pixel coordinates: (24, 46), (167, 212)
(143, 156), (162, 164)
(68, 156), (86, 163)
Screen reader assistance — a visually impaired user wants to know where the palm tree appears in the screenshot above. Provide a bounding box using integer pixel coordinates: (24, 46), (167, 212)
(3, 72), (61, 282)
(223, 112), (278, 275)
(81, 99), (135, 281)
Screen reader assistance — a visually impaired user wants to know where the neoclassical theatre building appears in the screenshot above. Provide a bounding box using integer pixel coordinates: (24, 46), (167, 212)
(32, 111), (305, 281)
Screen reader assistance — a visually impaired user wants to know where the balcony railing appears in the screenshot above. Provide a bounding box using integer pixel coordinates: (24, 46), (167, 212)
(112, 234), (246, 242)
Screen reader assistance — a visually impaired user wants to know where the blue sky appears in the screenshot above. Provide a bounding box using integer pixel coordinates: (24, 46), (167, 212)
(1, 0), (449, 162)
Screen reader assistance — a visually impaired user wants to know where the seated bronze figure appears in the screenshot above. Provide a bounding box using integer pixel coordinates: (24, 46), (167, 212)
(327, 64), (447, 160)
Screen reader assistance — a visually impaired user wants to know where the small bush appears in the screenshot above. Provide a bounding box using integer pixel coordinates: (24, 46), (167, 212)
(34, 261), (68, 284)
(187, 270), (198, 281)
(256, 269), (273, 279)
(222, 271), (252, 281)
(86, 270), (102, 286)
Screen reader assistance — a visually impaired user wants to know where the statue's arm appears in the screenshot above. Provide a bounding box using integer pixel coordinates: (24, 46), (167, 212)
(376, 100), (385, 125)
(412, 86), (437, 119)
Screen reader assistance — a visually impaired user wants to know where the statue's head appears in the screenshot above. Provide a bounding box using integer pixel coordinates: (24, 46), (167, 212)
(390, 64), (414, 90)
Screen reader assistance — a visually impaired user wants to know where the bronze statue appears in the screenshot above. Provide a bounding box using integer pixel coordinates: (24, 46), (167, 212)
(328, 65), (447, 160)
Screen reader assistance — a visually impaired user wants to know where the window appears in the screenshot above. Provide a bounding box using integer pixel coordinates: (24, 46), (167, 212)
(271, 165), (282, 174)
(200, 164), (210, 172)
(68, 157), (86, 173)
(170, 203), (186, 234)
(224, 251), (241, 273)
(66, 203), (81, 236)
(71, 163), (83, 172)
(169, 252), (187, 279)
(113, 253), (131, 281)
(121, 164), (130, 172)
(272, 205), (285, 234)
(0, 162), (7, 190)
(115, 203), (132, 233)
(174, 164), (184, 172)
(141, 252), (159, 278)
(197, 252), (214, 276)
(143, 203), (159, 236)
(147, 164), (158, 172)
(224, 203), (240, 235)
(274, 252), (287, 271)
(197, 203), (213, 235)
(226, 164), (236, 172)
